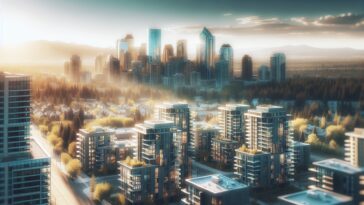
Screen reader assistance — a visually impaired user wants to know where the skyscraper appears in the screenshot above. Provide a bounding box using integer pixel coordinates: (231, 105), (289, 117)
(106, 55), (120, 82)
(162, 44), (174, 63)
(345, 128), (364, 167)
(199, 27), (215, 79)
(116, 34), (134, 72)
(148, 28), (161, 63)
(270, 53), (286, 82)
(0, 72), (51, 204)
(219, 44), (233, 80)
(70, 55), (81, 82)
(241, 55), (253, 80)
(215, 60), (229, 88)
(258, 65), (270, 81)
(177, 39), (187, 60)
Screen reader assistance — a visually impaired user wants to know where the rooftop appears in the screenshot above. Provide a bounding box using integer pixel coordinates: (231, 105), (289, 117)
(218, 104), (250, 111)
(313, 158), (364, 174)
(136, 120), (174, 130)
(279, 188), (352, 205)
(186, 174), (247, 195)
(0, 72), (29, 79)
(158, 102), (189, 109)
(346, 128), (364, 139)
(246, 104), (285, 115)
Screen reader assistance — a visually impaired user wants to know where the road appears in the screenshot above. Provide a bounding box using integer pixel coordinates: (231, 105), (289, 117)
(31, 125), (93, 205)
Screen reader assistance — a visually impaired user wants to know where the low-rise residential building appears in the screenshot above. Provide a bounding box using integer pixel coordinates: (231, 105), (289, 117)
(119, 159), (157, 204)
(291, 141), (310, 173)
(310, 158), (364, 204)
(234, 146), (271, 188)
(211, 138), (239, 168)
(279, 188), (353, 205)
(182, 174), (249, 205)
(345, 128), (364, 167)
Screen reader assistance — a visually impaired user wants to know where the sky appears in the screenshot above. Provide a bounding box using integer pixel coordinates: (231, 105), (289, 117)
(1, 0), (364, 55)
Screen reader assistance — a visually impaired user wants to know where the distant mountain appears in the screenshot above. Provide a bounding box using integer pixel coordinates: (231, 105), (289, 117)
(242, 45), (364, 61)
(1, 41), (363, 73)
(0, 40), (114, 66)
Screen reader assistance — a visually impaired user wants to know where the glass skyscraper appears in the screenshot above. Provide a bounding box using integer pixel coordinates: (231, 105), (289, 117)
(270, 53), (286, 82)
(199, 27), (215, 79)
(219, 44), (233, 80)
(148, 28), (162, 63)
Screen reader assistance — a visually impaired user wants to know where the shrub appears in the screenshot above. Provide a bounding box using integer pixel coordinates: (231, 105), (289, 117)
(66, 159), (82, 178)
(61, 152), (72, 165)
(93, 183), (112, 202)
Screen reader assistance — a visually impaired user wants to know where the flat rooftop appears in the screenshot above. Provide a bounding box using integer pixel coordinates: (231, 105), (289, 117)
(313, 158), (364, 174)
(186, 174), (247, 195)
(0, 72), (29, 79)
(218, 104), (250, 111)
(279, 188), (352, 205)
(158, 102), (189, 109)
(246, 104), (286, 115)
(136, 120), (174, 130)
(346, 128), (364, 139)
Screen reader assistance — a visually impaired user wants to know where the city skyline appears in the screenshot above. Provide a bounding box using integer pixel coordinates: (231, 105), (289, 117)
(1, 0), (364, 53)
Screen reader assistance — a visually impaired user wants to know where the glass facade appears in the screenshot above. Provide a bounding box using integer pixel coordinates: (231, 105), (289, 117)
(148, 28), (161, 63)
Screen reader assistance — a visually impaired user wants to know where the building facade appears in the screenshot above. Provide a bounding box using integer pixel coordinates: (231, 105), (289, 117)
(199, 27), (215, 79)
(270, 53), (286, 82)
(191, 122), (219, 161)
(211, 138), (239, 168)
(177, 40), (187, 60)
(345, 128), (364, 167)
(241, 55), (253, 80)
(219, 44), (233, 80)
(218, 104), (249, 144)
(148, 28), (162, 63)
(0, 72), (51, 205)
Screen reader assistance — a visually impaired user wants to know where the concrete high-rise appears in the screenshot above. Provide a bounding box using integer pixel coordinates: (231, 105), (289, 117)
(0, 72), (51, 205)
(70, 55), (81, 82)
(218, 104), (249, 143)
(270, 53), (286, 82)
(156, 103), (191, 181)
(199, 27), (215, 79)
(215, 60), (229, 89)
(219, 44), (233, 79)
(105, 55), (120, 82)
(177, 40), (187, 60)
(241, 55), (253, 80)
(258, 65), (270, 81)
(148, 28), (162, 63)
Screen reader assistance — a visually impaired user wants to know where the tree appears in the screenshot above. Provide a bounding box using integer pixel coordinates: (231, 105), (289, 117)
(341, 115), (354, 130)
(320, 116), (326, 129)
(93, 183), (112, 202)
(306, 133), (320, 144)
(117, 194), (126, 205)
(90, 175), (96, 194)
(68, 141), (77, 157)
(61, 152), (72, 165)
(66, 159), (82, 178)
(292, 118), (308, 132)
(329, 139), (338, 149)
(326, 125), (345, 145)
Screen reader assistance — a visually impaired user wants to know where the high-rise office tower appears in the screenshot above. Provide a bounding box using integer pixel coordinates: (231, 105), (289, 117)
(177, 40), (187, 60)
(116, 34), (134, 72)
(241, 55), (253, 80)
(215, 60), (229, 88)
(148, 28), (162, 63)
(236, 105), (294, 187)
(219, 44), (233, 80)
(162, 44), (174, 63)
(270, 53), (286, 82)
(106, 55), (120, 82)
(218, 104), (249, 143)
(0, 72), (51, 205)
(95, 55), (106, 74)
(70, 55), (81, 82)
(64, 61), (70, 77)
(345, 128), (364, 167)
(156, 103), (191, 181)
(258, 65), (270, 81)
(199, 27), (215, 79)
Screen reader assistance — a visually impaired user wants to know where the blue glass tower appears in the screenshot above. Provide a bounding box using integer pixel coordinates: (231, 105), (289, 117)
(199, 27), (215, 79)
(148, 28), (161, 63)
(219, 44), (233, 80)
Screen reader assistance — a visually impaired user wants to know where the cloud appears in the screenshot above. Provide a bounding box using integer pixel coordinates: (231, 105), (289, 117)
(315, 13), (364, 25)
(223, 13), (232, 17)
(235, 16), (281, 26)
